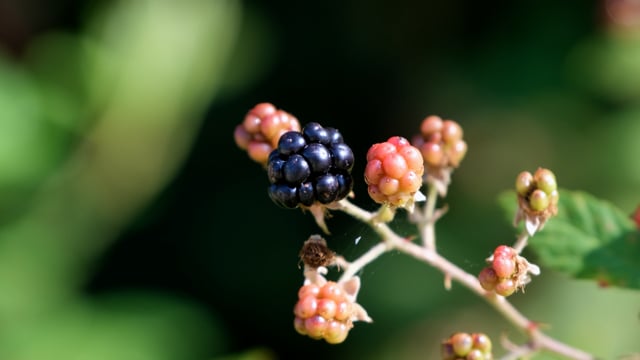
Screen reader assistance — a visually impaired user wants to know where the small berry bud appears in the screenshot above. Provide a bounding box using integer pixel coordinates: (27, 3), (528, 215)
(513, 168), (559, 235)
(412, 115), (467, 196)
(442, 332), (493, 360)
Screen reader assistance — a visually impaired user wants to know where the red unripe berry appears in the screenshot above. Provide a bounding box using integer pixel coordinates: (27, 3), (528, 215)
(478, 267), (498, 291)
(364, 159), (384, 185)
(493, 245), (515, 258)
(492, 255), (516, 279)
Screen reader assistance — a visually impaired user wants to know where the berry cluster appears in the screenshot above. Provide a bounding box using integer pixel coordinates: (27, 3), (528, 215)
(478, 245), (521, 296)
(412, 115), (467, 170)
(441, 332), (493, 360)
(364, 136), (424, 209)
(293, 281), (355, 344)
(234, 102), (301, 166)
(515, 168), (559, 213)
(267, 122), (354, 209)
(513, 167), (559, 235)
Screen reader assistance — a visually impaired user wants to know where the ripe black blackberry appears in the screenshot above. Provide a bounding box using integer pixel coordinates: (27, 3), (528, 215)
(268, 122), (354, 209)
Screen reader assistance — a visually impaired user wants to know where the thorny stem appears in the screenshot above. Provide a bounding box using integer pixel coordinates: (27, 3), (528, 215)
(335, 190), (595, 360)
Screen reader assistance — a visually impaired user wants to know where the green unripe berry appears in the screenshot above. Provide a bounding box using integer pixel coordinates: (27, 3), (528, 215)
(534, 168), (557, 194)
(529, 189), (550, 212)
(451, 332), (473, 356)
(515, 171), (534, 196)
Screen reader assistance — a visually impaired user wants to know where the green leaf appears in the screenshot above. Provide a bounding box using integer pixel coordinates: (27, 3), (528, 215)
(498, 189), (640, 289)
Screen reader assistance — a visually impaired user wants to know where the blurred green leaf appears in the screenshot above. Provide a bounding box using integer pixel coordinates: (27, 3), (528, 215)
(0, 292), (225, 360)
(498, 189), (640, 289)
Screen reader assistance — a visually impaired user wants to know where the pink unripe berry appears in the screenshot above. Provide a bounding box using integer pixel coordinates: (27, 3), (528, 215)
(420, 142), (444, 167)
(529, 189), (550, 212)
(304, 315), (328, 339)
(448, 139), (467, 167)
(420, 115), (444, 135)
(317, 299), (338, 319)
(294, 296), (318, 319)
(319, 281), (345, 302)
(365, 136), (424, 207)
(298, 283), (320, 299)
(334, 301), (353, 321)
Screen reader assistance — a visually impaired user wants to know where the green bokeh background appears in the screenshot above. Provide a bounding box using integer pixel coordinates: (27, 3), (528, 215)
(0, 1), (638, 359)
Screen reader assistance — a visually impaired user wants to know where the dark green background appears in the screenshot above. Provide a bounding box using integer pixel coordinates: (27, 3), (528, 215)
(0, 0), (638, 359)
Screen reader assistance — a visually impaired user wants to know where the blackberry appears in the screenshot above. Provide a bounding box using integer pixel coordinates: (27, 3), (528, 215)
(267, 122), (354, 209)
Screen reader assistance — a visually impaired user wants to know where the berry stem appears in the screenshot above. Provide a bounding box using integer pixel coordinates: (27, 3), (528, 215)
(335, 198), (595, 360)
(338, 242), (389, 283)
(512, 230), (529, 254)
(421, 184), (439, 250)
